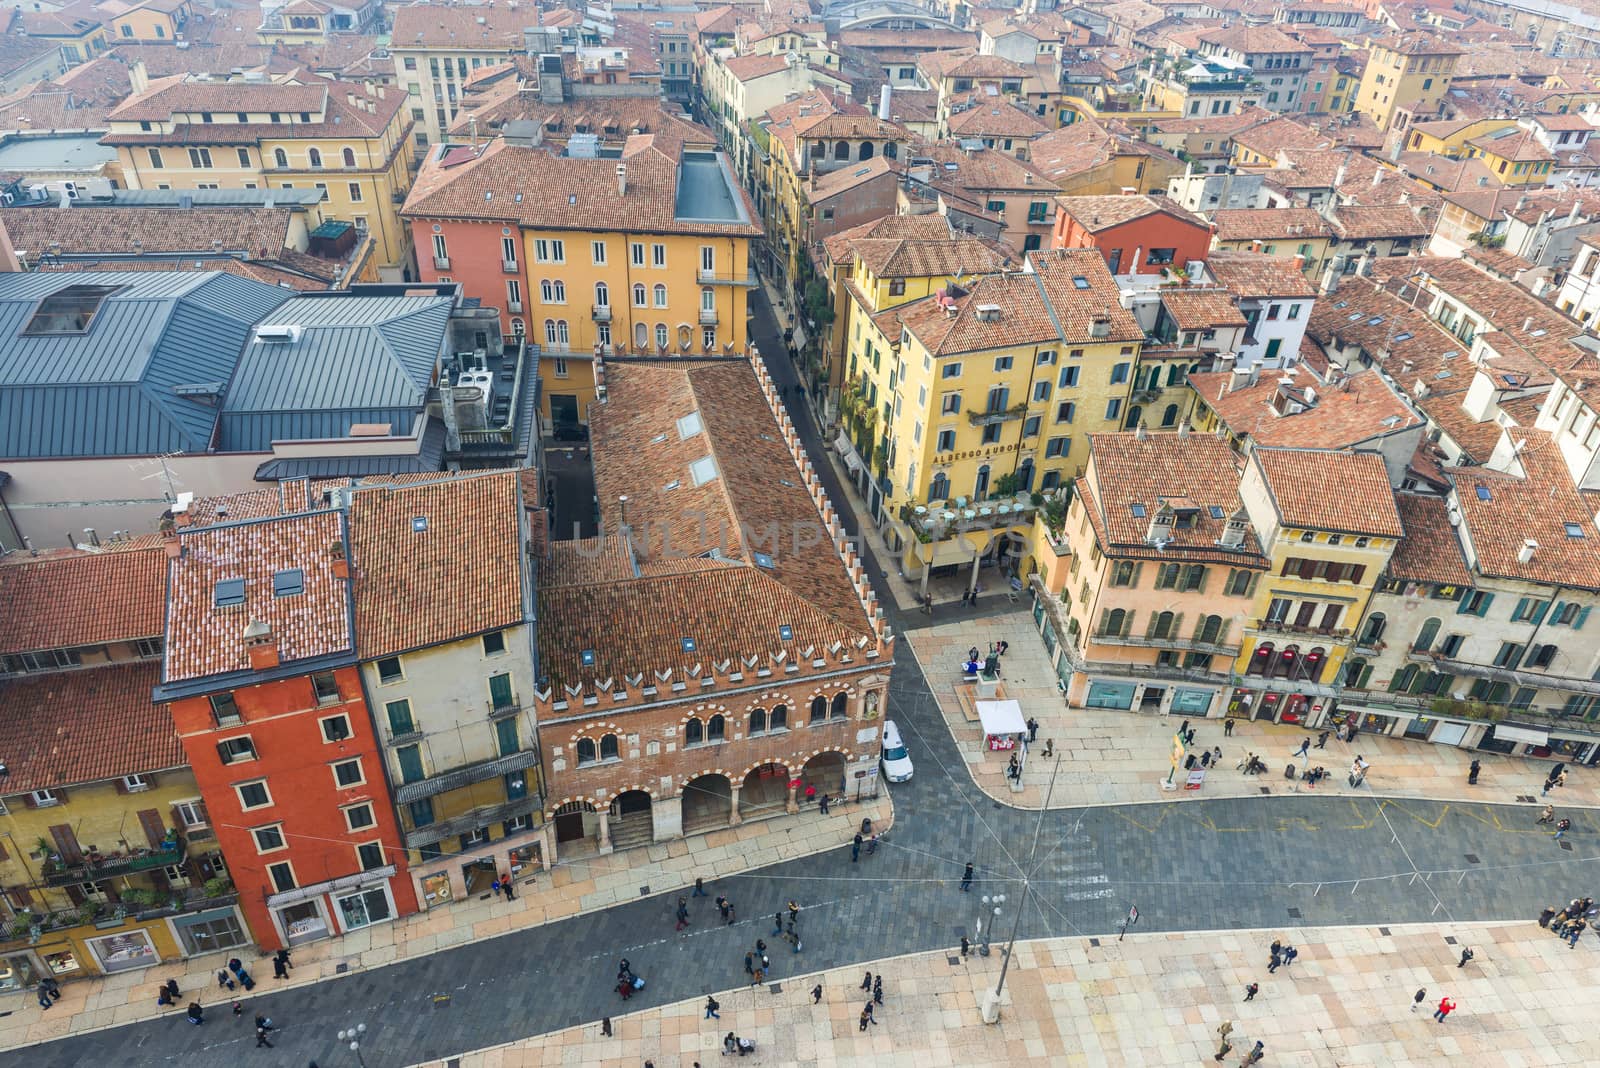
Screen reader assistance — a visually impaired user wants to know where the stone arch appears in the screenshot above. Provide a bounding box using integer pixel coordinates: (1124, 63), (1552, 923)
(608, 788), (655, 850)
(548, 797), (598, 845)
(798, 747), (850, 800)
(681, 771), (733, 835)
(740, 760), (792, 817)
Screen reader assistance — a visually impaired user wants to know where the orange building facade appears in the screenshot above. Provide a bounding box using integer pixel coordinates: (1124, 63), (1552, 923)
(1051, 195), (1214, 276)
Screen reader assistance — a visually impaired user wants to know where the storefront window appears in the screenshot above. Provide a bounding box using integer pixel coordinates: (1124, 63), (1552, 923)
(335, 887), (392, 931)
(421, 871), (453, 909)
(0, 952), (40, 991)
(277, 900), (329, 946)
(171, 908), (248, 957)
(508, 844), (540, 877)
(43, 950), (79, 976)
(85, 929), (158, 973)
(1170, 688), (1214, 715)
(1085, 681), (1135, 710)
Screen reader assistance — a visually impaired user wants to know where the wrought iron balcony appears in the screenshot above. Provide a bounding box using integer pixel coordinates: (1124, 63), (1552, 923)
(1089, 631), (1243, 657)
(43, 838), (185, 888)
(592, 303), (612, 321)
(966, 403), (1027, 426)
(393, 748), (541, 805)
(1249, 619), (1352, 641)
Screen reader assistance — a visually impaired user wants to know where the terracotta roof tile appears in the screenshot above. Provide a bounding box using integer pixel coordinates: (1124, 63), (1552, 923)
(164, 510), (352, 683)
(0, 547), (166, 655)
(1254, 447), (1404, 537)
(850, 234), (1014, 279)
(1081, 430), (1265, 564)
(1029, 247), (1146, 343)
(1055, 193), (1206, 233)
(821, 213), (953, 265)
(1328, 205), (1433, 241)
(1450, 427), (1600, 590)
(1204, 250), (1317, 298)
(1160, 289), (1248, 330)
(0, 662), (184, 794)
(1211, 207), (1331, 243)
(1190, 368), (1421, 449)
(348, 471), (525, 659)
(1386, 493), (1471, 586)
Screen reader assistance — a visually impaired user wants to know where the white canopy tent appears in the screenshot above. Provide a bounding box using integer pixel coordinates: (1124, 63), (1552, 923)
(976, 699), (1027, 737)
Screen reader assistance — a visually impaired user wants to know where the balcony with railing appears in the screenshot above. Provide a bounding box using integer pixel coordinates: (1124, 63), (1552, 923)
(42, 836), (185, 888)
(1090, 630), (1243, 657)
(591, 303), (612, 321)
(907, 496), (1038, 541)
(1404, 649), (1600, 697)
(433, 255), (451, 270)
(393, 748), (542, 805)
(965, 402), (1027, 426)
(1248, 618), (1352, 641)
(699, 307), (719, 325)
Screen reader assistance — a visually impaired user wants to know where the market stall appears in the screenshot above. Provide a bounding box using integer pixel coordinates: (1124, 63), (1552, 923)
(976, 699), (1027, 752)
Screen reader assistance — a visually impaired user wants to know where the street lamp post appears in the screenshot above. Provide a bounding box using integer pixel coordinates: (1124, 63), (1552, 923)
(982, 754), (1062, 1024)
(977, 894), (1006, 956)
(338, 1023), (368, 1067)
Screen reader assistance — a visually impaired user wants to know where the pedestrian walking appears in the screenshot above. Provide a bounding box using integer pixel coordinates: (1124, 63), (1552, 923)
(860, 971), (873, 991)
(1282, 946), (1298, 969)
(1538, 805), (1555, 825)
(1026, 717), (1039, 743)
(35, 983), (52, 1010)
(961, 862), (974, 891)
(1433, 997), (1455, 1022)
(41, 977), (60, 1001)
(858, 1008), (871, 1032)
(1468, 759), (1481, 785)
(232, 1001), (243, 1018)
(851, 834), (862, 862)
(1567, 919), (1587, 947)
(872, 976), (883, 1006)
(863, 1000), (877, 1023)
(693, 876), (708, 897)
(677, 897), (691, 931)
(812, 983), (823, 1005)
(1293, 738), (1310, 759)
(744, 952), (754, 976)
(1411, 988), (1426, 1011)
(1243, 1040), (1264, 1065)
(255, 1013), (272, 1033)
(1223, 718), (1235, 737)
(1458, 947), (1474, 968)
(1268, 938), (1282, 960)
(501, 873), (516, 901)
(772, 911), (785, 936)
(217, 969), (235, 992)
(1243, 983), (1258, 1002)
(491, 875), (504, 898)
(272, 954), (289, 980)
(1556, 817), (1572, 841)
(819, 792), (830, 815)
(186, 1002), (204, 1026)
(601, 1017), (613, 1037)
(752, 966), (764, 986)
(1214, 1038), (1232, 1063)
(1315, 730), (1329, 749)
(1267, 953), (1281, 974)
(705, 996), (721, 1020)
(1539, 905), (1556, 927)
(997, 640), (1009, 656)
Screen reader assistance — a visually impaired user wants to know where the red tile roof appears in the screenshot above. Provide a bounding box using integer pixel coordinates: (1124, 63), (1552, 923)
(1190, 368), (1421, 449)
(1055, 193), (1207, 233)
(0, 662), (184, 793)
(347, 471), (526, 659)
(1253, 448), (1404, 538)
(164, 511), (353, 683)
(0, 547), (166, 655)
(1386, 493), (1471, 586)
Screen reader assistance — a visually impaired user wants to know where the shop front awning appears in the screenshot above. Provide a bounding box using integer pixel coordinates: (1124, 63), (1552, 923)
(1494, 722), (1549, 746)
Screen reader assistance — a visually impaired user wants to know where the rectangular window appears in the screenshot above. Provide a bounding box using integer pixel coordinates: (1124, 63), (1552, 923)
(1056, 401), (1075, 423)
(396, 744), (425, 784)
(333, 759), (364, 788)
(1106, 398), (1122, 420)
(495, 717), (519, 757)
(942, 362), (962, 379)
(941, 392), (961, 414)
(994, 355), (1013, 371)
(319, 714), (350, 743)
(936, 429), (956, 452)
(357, 842), (385, 871)
(489, 672), (516, 711)
(188, 148), (213, 169)
(216, 736), (256, 765)
(592, 240), (607, 265)
(252, 825), (286, 853)
(377, 657), (403, 683)
(236, 780), (271, 810)
(1110, 363), (1129, 385)
(652, 243), (666, 267)
(312, 672), (340, 704)
(344, 803), (376, 832)
(631, 242), (645, 266)
(210, 692), (241, 726)
(385, 699), (415, 736)
(267, 862), (296, 893)
(1045, 436), (1068, 458)
(1059, 366), (1079, 388)
(408, 798), (434, 828)
(502, 236), (517, 265)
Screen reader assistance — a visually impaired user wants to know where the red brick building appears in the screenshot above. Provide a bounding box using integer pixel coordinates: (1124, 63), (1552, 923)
(158, 504), (416, 951)
(1051, 193), (1213, 276)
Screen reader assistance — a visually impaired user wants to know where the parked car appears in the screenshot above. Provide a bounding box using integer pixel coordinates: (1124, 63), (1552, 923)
(881, 720), (913, 783)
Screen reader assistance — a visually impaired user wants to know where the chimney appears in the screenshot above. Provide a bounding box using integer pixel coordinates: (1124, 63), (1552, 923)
(0, 217), (18, 274)
(130, 59), (149, 95)
(616, 163), (627, 196)
(1293, 252), (1306, 273)
(879, 83), (892, 121)
(330, 538), (348, 579)
(243, 620), (280, 671)
(1522, 316), (1533, 332)
(1134, 422), (1148, 440)
(1518, 538), (1538, 564)
(1177, 420), (1190, 439)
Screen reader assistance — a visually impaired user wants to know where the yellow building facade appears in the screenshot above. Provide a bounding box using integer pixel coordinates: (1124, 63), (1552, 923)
(104, 72), (415, 270)
(1353, 33), (1461, 131)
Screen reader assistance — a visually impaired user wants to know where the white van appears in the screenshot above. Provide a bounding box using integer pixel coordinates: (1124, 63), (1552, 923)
(880, 720), (914, 783)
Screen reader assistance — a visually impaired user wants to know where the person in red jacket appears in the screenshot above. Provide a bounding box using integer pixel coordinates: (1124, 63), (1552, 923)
(1433, 997), (1456, 1022)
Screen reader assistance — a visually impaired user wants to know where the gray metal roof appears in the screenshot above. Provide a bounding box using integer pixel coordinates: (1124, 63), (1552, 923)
(6, 187), (327, 210)
(0, 135), (117, 173)
(0, 271), (292, 459)
(252, 420), (448, 480)
(218, 294), (453, 452)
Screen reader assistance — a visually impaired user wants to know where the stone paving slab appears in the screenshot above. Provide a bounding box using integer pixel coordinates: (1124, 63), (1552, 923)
(903, 610), (1600, 815)
(416, 919), (1599, 1067)
(0, 795), (892, 1054)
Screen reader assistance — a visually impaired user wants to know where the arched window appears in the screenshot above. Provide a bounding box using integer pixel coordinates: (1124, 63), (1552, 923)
(655, 323), (668, 349)
(929, 471), (950, 501)
(595, 282), (608, 307)
(274, 147), (288, 168)
(600, 733), (618, 760)
(1248, 641), (1273, 676)
(1272, 644), (1298, 679)
(1343, 657), (1369, 689)
(1411, 617), (1440, 653)
(701, 287), (715, 311)
(510, 318), (525, 336)
(544, 319), (558, 345)
(830, 692), (848, 719)
(809, 696), (827, 724)
(1016, 457), (1034, 491)
(540, 279), (555, 302)
(974, 463), (990, 498)
(1152, 610), (1176, 639)
(707, 714), (725, 741)
(632, 283), (647, 306)
(684, 718), (704, 745)
(634, 321), (648, 348)
(653, 283), (667, 307)
(576, 738), (597, 765)
(342, 146), (356, 167)
(1197, 614), (1223, 643)
(859, 141), (875, 160)
(770, 704), (787, 730)
(1298, 646), (1325, 682)
(1105, 607), (1126, 636)
(555, 320), (569, 345)
(1359, 612), (1386, 645)
(307, 147), (322, 168)
(885, 141), (898, 159)
(1124, 404), (1143, 429)
(749, 707), (766, 734)
(551, 280), (566, 303)
(1389, 664), (1419, 693)
(1161, 403), (1179, 427)
(834, 140), (849, 160)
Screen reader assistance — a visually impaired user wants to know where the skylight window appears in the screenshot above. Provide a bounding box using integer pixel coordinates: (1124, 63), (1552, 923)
(689, 455), (719, 486)
(1475, 485), (1492, 501)
(778, 624), (794, 641)
(752, 551), (776, 568)
(272, 569), (304, 597)
(580, 648), (596, 667)
(213, 578), (246, 607)
(1071, 275), (1091, 289)
(681, 636), (698, 653)
(1393, 332), (1413, 342)
(1367, 316), (1384, 326)
(676, 411), (704, 439)
(1208, 505), (1225, 519)
(1333, 300), (1348, 309)
(23, 283), (121, 335)
(1348, 312), (1363, 321)
(1566, 522), (1586, 538)
(412, 516), (429, 533)
(1130, 503), (1147, 517)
